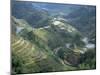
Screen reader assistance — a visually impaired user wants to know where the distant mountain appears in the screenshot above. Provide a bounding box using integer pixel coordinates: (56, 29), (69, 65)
(12, 1), (50, 28)
(32, 3), (81, 16)
(12, 1), (86, 28)
(63, 6), (96, 39)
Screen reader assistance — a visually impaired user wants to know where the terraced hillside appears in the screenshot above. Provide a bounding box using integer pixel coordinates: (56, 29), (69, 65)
(12, 34), (77, 73)
(12, 34), (45, 72)
(11, 1), (96, 74)
(12, 34), (47, 62)
(11, 13), (96, 74)
(11, 17), (78, 74)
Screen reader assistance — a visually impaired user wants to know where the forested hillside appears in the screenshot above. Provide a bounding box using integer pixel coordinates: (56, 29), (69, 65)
(11, 1), (96, 74)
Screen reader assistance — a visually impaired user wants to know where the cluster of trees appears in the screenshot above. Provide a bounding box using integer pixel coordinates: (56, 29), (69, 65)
(57, 46), (96, 69)
(12, 52), (24, 75)
(79, 49), (96, 70)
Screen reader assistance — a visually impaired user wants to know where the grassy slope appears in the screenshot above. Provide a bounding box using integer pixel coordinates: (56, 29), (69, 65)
(12, 16), (95, 74)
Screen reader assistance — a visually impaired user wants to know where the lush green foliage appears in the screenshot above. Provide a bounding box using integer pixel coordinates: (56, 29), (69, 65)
(11, 1), (96, 74)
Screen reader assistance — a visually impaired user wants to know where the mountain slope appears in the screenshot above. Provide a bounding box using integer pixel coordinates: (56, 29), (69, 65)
(63, 6), (96, 38)
(11, 16), (78, 74)
(11, 2), (96, 74)
(11, 14), (96, 74)
(12, 1), (50, 28)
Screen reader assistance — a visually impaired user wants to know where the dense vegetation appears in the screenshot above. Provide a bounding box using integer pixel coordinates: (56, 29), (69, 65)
(11, 1), (96, 74)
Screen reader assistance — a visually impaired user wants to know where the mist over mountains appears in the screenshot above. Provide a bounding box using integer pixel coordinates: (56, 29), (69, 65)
(11, 1), (96, 74)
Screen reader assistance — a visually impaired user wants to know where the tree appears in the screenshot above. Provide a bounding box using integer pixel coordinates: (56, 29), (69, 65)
(12, 52), (24, 74)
